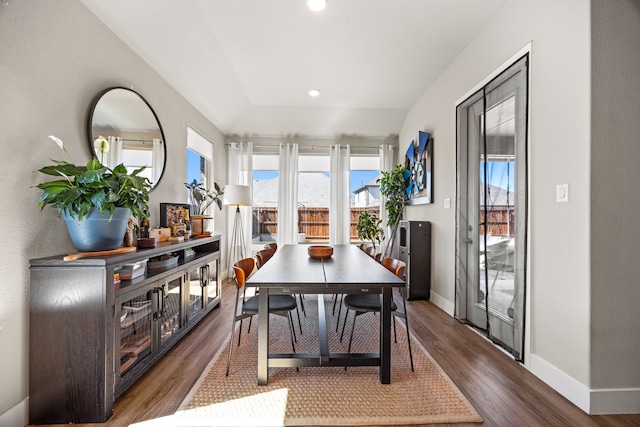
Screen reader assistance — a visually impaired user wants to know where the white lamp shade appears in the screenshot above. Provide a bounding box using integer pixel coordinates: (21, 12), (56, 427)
(223, 184), (252, 206)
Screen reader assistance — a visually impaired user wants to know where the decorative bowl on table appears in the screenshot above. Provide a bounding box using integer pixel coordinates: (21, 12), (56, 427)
(308, 245), (334, 259)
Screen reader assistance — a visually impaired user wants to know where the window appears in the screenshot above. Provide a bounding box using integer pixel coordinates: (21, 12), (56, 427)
(298, 154), (331, 242)
(186, 126), (214, 211)
(252, 154), (279, 243)
(251, 151), (382, 245)
(350, 156), (381, 243)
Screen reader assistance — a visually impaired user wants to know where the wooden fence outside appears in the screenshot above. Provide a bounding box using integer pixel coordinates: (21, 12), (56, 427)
(253, 205), (515, 241)
(480, 205), (515, 237)
(252, 206), (380, 242)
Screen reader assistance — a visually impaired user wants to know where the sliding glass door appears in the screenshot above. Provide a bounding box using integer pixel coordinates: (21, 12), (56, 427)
(455, 55), (528, 361)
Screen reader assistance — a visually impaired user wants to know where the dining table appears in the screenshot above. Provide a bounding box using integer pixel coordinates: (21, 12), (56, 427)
(245, 244), (406, 385)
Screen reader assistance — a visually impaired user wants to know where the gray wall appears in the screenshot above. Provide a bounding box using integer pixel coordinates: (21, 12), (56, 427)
(0, 0), (226, 420)
(2, 0), (639, 422)
(400, 0), (639, 413)
(591, 0), (640, 389)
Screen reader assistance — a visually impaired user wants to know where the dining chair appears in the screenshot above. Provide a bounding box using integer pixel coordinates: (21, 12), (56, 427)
(255, 247), (275, 268)
(340, 257), (414, 371)
(261, 242), (306, 317)
(332, 244), (380, 327)
(362, 245), (381, 261)
(255, 248), (304, 334)
(225, 257), (298, 376)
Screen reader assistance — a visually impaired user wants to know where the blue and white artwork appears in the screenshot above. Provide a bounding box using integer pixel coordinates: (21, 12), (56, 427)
(404, 130), (433, 205)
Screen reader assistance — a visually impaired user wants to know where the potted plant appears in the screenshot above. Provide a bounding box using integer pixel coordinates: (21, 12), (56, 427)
(378, 164), (410, 257)
(184, 179), (224, 215)
(35, 135), (152, 252)
(184, 179), (224, 236)
(356, 210), (384, 252)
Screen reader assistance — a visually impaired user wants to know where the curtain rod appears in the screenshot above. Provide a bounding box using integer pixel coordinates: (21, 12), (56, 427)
(225, 142), (397, 149)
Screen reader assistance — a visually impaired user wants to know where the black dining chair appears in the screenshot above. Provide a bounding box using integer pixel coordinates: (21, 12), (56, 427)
(340, 257), (414, 371)
(225, 257), (298, 376)
(256, 246), (306, 324)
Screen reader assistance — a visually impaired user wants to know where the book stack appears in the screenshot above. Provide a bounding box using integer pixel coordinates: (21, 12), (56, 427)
(119, 259), (148, 281)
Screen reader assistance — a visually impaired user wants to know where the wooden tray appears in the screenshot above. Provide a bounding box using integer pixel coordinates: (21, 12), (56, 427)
(64, 246), (136, 261)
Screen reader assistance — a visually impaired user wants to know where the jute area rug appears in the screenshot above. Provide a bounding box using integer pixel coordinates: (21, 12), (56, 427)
(136, 295), (481, 426)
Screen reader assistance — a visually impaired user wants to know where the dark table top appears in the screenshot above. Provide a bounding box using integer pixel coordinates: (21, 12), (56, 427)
(246, 244), (404, 290)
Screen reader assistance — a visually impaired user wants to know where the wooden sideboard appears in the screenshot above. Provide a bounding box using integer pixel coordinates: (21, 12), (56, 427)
(29, 235), (221, 424)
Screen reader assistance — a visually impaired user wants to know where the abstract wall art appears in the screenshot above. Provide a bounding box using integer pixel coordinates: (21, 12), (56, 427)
(405, 130), (433, 205)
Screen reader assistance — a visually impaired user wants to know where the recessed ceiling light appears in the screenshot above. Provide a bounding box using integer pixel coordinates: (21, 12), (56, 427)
(307, 0), (326, 12)
(308, 88), (321, 97)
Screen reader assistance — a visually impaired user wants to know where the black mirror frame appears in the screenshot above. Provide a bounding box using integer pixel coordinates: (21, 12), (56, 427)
(87, 86), (167, 191)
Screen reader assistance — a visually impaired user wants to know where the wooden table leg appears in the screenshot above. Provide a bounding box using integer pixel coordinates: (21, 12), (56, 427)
(318, 294), (329, 363)
(257, 288), (269, 385)
(380, 287), (392, 384)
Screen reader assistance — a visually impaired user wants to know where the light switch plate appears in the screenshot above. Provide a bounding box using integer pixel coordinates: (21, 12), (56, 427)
(444, 198), (451, 209)
(556, 184), (569, 202)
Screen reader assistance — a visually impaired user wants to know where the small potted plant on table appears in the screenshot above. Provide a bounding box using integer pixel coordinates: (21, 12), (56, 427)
(356, 210), (384, 259)
(184, 179), (224, 236)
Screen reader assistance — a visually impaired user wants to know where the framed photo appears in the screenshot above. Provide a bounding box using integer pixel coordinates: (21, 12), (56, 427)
(405, 131), (434, 205)
(159, 203), (191, 228)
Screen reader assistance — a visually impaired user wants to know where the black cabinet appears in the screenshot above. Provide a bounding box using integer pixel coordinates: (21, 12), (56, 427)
(29, 236), (220, 424)
(398, 220), (431, 300)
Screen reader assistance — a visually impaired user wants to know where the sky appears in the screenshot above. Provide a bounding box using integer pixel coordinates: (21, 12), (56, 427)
(186, 149), (202, 185)
(253, 170), (379, 196)
(482, 161), (515, 190)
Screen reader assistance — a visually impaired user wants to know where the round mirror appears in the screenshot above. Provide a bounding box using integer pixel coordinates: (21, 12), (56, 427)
(88, 87), (166, 190)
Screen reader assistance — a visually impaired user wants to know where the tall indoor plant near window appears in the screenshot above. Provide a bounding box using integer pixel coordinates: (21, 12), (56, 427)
(36, 136), (152, 252)
(379, 164), (409, 258)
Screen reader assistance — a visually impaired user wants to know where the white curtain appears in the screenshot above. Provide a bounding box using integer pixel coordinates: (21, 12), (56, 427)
(329, 144), (351, 245)
(106, 136), (123, 168)
(278, 143), (299, 246)
(152, 138), (164, 186)
(379, 145), (396, 254)
(226, 142), (253, 273)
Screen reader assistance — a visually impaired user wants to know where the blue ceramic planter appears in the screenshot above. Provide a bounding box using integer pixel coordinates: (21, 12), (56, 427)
(62, 208), (131, 252)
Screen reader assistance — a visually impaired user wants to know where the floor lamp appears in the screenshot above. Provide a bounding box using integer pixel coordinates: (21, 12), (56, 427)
(223, 184), (252, 281)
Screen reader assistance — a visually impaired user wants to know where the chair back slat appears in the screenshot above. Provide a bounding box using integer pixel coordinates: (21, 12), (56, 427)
(382, 257), (406, 279)
(264, 242), (278, 252)
(255, 248), (275, 269)
(233, 258), (255, 289)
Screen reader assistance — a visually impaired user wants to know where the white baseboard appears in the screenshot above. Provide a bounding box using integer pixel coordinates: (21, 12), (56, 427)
(529, 353), (590, 413)
(0, 397), (28, 427)
(530, 354), (640, 415)
(428, 290), (455, 316)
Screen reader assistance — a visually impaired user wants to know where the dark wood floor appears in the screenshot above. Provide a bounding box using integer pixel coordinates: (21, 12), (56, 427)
(36, 279), (640, 427)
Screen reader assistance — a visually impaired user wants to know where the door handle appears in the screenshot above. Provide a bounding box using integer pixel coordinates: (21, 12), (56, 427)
(464, 238), (473, 244)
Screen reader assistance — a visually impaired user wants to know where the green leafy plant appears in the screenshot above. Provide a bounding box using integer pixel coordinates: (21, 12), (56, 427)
(356, 210), (384, 250)
(378, 164), (410, 256)
(184, 179), (224, 215)
(36, 135), (152, 221)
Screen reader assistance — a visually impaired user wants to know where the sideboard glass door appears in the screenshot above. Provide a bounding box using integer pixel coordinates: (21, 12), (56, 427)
(186, 258), (220, 323)
(186, 264), (205, 322)
(204, 259), (219, 307)
(117, 289), (153, 377)
(157, 274), (185, 348)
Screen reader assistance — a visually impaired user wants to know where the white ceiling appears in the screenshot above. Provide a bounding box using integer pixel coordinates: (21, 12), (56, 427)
(81, 0), (507, 138)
